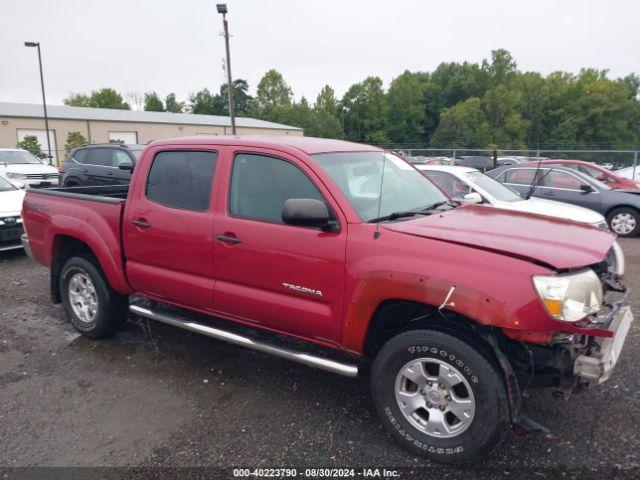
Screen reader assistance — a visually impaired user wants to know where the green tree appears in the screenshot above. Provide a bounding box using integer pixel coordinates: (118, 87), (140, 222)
(482, 85), (529, 147)
(252, 69), (293, 122)
(188, 88), (220, 115)
(65, 131), (87, 152)
(219, 79), (253, 116)
(430, 97), (491, 147)
(312, 85), (342, 138)
(341, 76), (389, 144)
(143, 91), (164, 111)
(387, 71), (426, 144)
(17, 135), (45, 158)
(164, 93), (185, 113)
(64, 88), (130, 109)
(483, 49), (518, 85)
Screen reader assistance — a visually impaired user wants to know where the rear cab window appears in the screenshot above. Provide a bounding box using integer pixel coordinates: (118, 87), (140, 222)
(145, 150), (218, 212)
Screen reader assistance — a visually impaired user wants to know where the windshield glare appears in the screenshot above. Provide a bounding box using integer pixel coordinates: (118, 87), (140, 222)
(0, 150), (43, 165)
(0, 176), (18, 191)
(466, 171), (522, 202)
(314, 152), (448, 222)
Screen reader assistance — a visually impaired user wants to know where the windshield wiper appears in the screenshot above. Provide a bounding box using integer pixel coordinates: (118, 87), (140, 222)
(368, 200), (457, 223)
(419, 200), (458, 211)
(368, 210), (431, 223)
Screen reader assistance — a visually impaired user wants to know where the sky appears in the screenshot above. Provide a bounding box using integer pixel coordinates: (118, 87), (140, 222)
(1, 0), (639, 109)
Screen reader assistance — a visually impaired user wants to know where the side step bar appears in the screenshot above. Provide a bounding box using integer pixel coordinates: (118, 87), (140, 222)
(129, 305), (359, 378)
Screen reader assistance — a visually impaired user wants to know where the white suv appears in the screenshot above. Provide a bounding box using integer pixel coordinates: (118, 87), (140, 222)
(0, 149), (59, 188)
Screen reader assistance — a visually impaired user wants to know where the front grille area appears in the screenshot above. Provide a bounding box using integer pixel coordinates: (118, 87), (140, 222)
(25, 173), (58, 180)
(597, 221), (609, 230)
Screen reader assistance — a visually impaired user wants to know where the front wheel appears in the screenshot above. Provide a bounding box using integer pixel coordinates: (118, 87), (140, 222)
(371, 330), (509, 464)
(607, 207), (640, 237)
(59, 256), (128, 338)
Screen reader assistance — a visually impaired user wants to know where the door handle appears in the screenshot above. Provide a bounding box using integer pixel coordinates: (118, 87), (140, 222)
(216, 234), (242, 244)
(107, 172), (113, 176)
(83, 169), (89, 173)
(543, 191), (555, 196)
(132, 219), (151, 228)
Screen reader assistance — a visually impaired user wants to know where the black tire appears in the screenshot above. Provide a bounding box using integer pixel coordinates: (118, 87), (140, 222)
(371, 329), (509, 464)
(63, 179), (79, 187)
(607, 207), (640, 237)
(59, 256), (128, 338)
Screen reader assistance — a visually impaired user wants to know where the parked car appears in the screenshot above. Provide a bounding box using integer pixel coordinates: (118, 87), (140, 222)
(453, 156), (496, 172)
(416, 165), (608, 229)
(615, 165), (640, 181)
(520, 159), (640, 191)
(22, 136), (631, 464)
(60, 144), (144, 187)
(487, 164), (640, 236)
(0, 175), (25, 252)
(0, 148), (59, 188)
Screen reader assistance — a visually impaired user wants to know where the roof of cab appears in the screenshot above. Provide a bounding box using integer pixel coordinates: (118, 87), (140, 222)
(147, 135), (382, 155)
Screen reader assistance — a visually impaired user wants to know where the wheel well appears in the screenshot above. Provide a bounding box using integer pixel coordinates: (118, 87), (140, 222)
(364, 300), (495, 360)
(605, 204), (640, 219)
(363, 299), (522, 421)
(50, 235), (97, 303)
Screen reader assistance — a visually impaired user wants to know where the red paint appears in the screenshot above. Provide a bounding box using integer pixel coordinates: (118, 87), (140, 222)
(522, 159), (639, 190)
(23, 136), (618, 356)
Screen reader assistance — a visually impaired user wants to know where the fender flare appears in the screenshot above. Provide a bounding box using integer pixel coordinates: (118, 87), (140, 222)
(342, 270), (521, 353)
(48, 215), (132, 295)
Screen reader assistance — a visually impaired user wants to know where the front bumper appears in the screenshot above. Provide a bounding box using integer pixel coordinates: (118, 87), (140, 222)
(574, 305), (634, 383)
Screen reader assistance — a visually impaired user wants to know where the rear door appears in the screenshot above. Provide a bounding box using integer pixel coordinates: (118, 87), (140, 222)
(212, 148), (347, 344)
(84, 148), (115, 186)
(123, 145), (220, 309)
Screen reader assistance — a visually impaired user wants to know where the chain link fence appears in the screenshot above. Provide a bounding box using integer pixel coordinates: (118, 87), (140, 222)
(390, 147), (640, 171)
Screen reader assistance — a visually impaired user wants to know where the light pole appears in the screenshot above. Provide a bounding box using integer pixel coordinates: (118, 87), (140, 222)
(24, 41), (53, 165)
(217, 4), (236, 135)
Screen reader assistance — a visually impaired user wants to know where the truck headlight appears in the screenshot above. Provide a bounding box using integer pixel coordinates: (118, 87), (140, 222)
(533, 269), (603, 322)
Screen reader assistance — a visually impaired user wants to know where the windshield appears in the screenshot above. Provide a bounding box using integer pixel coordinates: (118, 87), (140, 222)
(466, 171), (522, 202)
(130, 149), (143, 160)
(314, 152), (448, 222)
(0, 176), (18, 191)
(0, 150), (43, 165)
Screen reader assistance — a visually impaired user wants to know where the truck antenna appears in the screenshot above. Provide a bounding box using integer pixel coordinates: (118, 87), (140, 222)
(373, 150), (388, 239)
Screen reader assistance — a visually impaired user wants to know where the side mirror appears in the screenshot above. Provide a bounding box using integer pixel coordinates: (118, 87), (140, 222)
(462, 192), (483, 204)
(282, 198), (334, 230)
(118, 164), (134, 172)
(580, 184), (594, 193)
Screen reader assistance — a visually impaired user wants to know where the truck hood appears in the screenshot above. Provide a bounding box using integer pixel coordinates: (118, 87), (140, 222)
(1, 164), (58, 175)
(493, 197), (605, 226)
(384, 204), (615, 270)
(0, 189), (25, 215)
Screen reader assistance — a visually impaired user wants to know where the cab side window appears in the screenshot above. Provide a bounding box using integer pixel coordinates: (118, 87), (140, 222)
(504, 169), (536, 185)
(229, 153), (322, 224)
(146, 150), (218, 211)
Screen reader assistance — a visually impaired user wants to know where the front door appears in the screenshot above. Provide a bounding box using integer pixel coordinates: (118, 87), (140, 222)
(212, 148), (347, 344)
(534, 169), (602, 211)
(123, 146), (219, 310)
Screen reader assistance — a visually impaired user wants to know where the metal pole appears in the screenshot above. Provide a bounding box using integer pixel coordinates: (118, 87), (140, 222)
(222, 13), (236, 135)
(36, 43), (53, 165)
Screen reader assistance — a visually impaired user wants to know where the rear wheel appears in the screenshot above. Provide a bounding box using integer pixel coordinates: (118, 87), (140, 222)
(59, 256), (128, 338)
(63, 178), (80, 187)
(607, 207), (640, 237)
(371, 329), (508, 464)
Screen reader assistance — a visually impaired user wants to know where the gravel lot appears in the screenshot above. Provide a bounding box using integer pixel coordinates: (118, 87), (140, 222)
(1, 240), (639, 478)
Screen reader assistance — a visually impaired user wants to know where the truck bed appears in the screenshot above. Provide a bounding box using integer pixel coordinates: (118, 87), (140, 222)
(26, 184), (129, 204)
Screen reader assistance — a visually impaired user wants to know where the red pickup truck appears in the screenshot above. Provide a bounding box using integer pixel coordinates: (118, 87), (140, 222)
(21, 136), (633, 463)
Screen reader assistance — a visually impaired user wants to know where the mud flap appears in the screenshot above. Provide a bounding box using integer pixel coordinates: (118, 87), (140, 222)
(485, 332), (557, 440)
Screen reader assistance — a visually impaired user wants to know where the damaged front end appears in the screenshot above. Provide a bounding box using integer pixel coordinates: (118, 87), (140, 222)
(501, 241), (633, 393)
